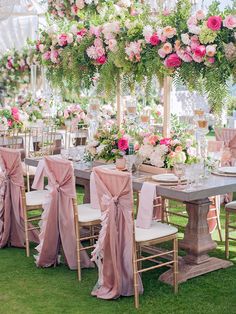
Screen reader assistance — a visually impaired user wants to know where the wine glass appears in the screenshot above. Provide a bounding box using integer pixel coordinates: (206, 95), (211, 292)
(174, 163), (185, 189)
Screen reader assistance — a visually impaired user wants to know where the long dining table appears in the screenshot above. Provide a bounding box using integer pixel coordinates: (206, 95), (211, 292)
(25, 156), (235, 284)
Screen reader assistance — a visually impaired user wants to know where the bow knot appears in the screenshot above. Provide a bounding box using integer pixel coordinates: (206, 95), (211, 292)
(101, 194), (119, 207)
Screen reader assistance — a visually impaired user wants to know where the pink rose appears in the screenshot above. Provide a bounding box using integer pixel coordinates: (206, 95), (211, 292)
(160, 138), (171, 146)
(162, 42), (172, 54)
(208, 57), (215, 64)
(207, 16), (222, 31)
(223, 15), (236, 30)
(192, 54), (203, 63)
(158, 48), (166, 58)
(194, 45), (206, 57)
(187, 16), (198, 26)
(58, 34), (68, 46)
(96, 55), (107, 65)
(71, 4), (78, 15)
(43, 51), (51, 60)
(196, 10), (205, 21)
(149, 33), (160, 46)
(148, 135), (159, 146)
(8, 120), (13, 127)
(118, 137), (129, 151)
(134, 143), (140, 151)
(175, 146), (182, 153)
(164, 53), (181, 68)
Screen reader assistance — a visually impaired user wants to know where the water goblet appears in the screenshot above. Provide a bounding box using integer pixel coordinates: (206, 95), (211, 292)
(174, 163), (185, 189)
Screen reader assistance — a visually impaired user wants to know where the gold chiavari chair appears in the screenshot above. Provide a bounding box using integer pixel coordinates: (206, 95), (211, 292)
(225, 201), (236, 259)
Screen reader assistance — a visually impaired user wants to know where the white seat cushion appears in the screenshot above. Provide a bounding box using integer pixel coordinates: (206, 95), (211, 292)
(26, 190), (49, 207)
(78, 203), (101, 223)
(135, 221), (178, 243)
(225, 201), (236, 209)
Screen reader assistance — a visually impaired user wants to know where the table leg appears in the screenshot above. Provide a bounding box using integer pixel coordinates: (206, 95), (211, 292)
(159, 198), (233, 285)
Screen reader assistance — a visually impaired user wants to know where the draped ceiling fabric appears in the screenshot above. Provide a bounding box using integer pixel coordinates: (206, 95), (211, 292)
(0, 0), (46, 54)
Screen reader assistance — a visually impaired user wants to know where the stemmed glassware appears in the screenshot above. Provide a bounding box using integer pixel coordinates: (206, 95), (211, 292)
(174, 163), (185, 190)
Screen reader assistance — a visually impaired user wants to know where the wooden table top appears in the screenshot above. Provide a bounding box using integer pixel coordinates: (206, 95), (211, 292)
(25, 156), (236, 203)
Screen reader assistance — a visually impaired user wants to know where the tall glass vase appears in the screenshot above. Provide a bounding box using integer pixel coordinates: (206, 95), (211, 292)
(31, 64), (37, 99)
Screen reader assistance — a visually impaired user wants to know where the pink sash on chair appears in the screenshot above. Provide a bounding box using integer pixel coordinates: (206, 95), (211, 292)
(0, 147), (38, 248)
(32, 156), (94, 270)
(91, 167), (143, 299)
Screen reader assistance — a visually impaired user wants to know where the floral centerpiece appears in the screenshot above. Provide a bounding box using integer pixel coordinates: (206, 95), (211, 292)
(86, 125), (138, 162)
(0, 107), (24, 130)
(138, 132), (198, 169)
(64, 104), (88, 129)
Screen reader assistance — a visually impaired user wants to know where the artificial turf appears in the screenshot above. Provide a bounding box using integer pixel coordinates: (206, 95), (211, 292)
(0, 188), (236, 314)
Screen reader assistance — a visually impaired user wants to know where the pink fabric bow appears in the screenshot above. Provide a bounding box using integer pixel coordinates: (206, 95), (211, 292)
(91, 167), (143, 299)
(0, 147), (38, 248)
(32, 156), (94, 270)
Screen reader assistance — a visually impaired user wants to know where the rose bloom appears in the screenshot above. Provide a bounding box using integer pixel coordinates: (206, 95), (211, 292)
(43, 51), (51, 60)
(96, 55), (107, 65)
(162, 42), (172, 54)
(169, 151), (176, 158)
(207, 57), (215, 64)
(223, 15), (236, 30)
(196, 10), (205, 21)
(162, 26), (176, 38)
(206, 45), (216, 57)
(192, 54), (203, 63)
(118, 137), (129, 151)
(175, 146), (182, 153)
(207, 16), (222, 31)
(160, 138), (171, 146)
(158, 48), (166, 58)
(108, 39), (118, 52)
(174, 40), (181, 51)
(149, 33), (160, 46)
(194, 45), (206, 57)
(164, 53), (182, 68)
(148, 135), (159, 146)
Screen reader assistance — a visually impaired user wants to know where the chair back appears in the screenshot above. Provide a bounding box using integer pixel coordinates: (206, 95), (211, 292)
(208, 140), (224, 153)
(32, 156), (92, 269)
(27, 126), (62, 157)
(215, 128), (236, 147)
(0, 129), (25, 159)
(91, 167), (138, 299)
(0, 147), (33, 248)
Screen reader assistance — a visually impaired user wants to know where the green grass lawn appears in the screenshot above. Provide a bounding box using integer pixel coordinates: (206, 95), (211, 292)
(0, 188), (236, 314)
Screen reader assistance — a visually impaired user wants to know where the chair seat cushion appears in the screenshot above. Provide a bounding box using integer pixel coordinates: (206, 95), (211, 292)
(225, 201), (236, 210)
(77, 203), (101, 223)
(26, 190), (49, 207)
(135, 221), (178, 243)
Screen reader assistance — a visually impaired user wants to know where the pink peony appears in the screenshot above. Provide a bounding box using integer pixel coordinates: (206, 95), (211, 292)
(194, 45), (206, 57)
(223, 15), (236, 30)
(43, 51), (51, 60)
(149, 33), (160, 46)
(207, 16), (222, 31)
(58, 34), (68, 46)
(160, 138), (171, 146)
(118, 137), (129, 151)
(96, 55), (107, 65)
(192, 54), (203, 63)
(196, 10), (205, 21)
(164, 53), (181, 68)
(148, 135), (159, 146)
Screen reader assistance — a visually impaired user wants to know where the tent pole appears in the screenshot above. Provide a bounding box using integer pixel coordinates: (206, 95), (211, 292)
(163, 76), (172, 138)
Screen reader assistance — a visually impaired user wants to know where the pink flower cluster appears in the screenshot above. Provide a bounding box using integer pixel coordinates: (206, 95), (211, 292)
(86, 37), (107, 65)
(125, 40), (143, 62)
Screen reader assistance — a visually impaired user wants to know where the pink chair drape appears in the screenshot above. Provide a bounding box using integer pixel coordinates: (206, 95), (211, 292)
(91, 167), (143, 299)
(0, 147), (38, 248)
(215, 128), (236, 164)
(32, 156), (94, 270)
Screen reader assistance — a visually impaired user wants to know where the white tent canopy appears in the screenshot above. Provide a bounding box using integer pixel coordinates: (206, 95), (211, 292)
(0, 0), (46, 54)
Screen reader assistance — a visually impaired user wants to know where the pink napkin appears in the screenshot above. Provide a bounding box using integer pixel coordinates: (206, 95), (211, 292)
(136, 182), (157, 229)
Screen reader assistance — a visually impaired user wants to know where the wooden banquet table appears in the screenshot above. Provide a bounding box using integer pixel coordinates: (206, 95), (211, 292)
(25, 157), (235, 284)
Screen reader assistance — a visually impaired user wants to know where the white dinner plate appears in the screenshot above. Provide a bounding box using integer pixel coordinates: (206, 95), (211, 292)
(152, 174), (185, 183)
(218, 167), (236, 174)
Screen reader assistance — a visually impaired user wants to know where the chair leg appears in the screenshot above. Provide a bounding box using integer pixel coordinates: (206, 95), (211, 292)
(173, 237), (178, 294)
(225, 210), (230, 259)
(23, 208), (30, 257)
(216, 210), (223, 242)
(133, 242), (139, 309)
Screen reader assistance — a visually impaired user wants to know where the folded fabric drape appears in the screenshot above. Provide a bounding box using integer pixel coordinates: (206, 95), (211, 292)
(0, 147), (38, 248)
(32, 156), (94, 270)
(91, 167), (143, 299)
(90, 172), (100, 210)
(136, 182), (161, 228)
